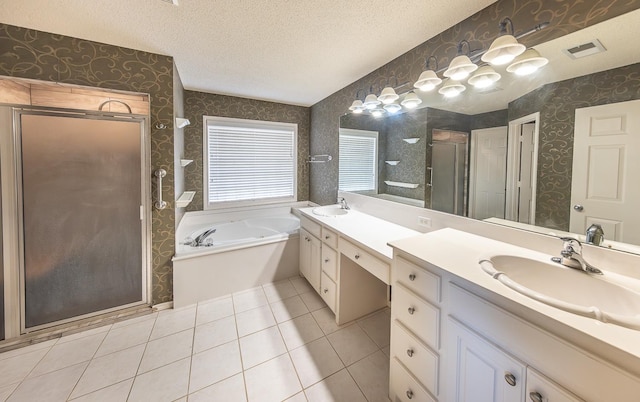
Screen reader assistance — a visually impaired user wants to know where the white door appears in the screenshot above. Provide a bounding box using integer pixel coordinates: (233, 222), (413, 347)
(571, 100), (640, 244)
(470, 127), (507, 220)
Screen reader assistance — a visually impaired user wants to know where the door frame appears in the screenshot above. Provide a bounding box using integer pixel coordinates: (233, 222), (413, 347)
(506, 112), (540, 224)
(1, 106), (152, 336)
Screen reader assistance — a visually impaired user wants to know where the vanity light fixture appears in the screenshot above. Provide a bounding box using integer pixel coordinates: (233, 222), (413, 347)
(383, 103), (402, 114)
(468, 65), (501, 88)
(443, 40), (478, 81)
(400, 91), (422, 109)
(438, 79), (466, 98)
(349, 99), (365, 113)
(370, 107), (386, 117)
(363, 93), (381, 110)
(482, 17), (526, 66)
(414, 56), (442, 92)
(506, 48), (549, 76)
(378, 86), (400, 104)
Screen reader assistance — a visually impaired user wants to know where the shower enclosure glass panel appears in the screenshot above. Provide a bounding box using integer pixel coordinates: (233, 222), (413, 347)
(20, 113), (144, 329)
(430, 134), (468, 216)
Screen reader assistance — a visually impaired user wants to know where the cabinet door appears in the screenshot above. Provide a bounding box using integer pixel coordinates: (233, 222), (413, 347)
(448, 318), (526, 402)
(526, 368), (584, 402)
(299, 228), (321, 292)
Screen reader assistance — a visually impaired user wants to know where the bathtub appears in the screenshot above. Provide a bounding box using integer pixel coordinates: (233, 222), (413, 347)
(172, 204), (306, 307)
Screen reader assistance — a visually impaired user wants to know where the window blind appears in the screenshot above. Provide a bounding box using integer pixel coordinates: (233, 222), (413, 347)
(205, 118), (296, 206)
(339, 130), (378, 192)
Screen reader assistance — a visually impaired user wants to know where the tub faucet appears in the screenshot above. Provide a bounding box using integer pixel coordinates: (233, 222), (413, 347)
(338, 197), (350, 210)
(585, 223), (605, 246)
(193, 228), (217, 247)
(551, 237), (603, 275)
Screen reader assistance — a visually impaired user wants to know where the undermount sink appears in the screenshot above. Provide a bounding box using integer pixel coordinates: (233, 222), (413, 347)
(312, 205), (349, 217)
(479, 255), (640, 330)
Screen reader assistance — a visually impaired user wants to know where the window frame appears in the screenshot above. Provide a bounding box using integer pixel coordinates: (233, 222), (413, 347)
(203, 115), (298, 210)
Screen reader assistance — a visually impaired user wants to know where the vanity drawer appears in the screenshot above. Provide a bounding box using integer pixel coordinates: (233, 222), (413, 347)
(395, 257), (441, 304)
(393, 284), (439, 350)
(321, 226), (339, 249)
(320, 272), (337, 312)
(340, 238), (390, 284)
(392, 320), (439, 396)
(300, 215), (321, 238)
(390, 357), (436, 402)
(321, 245), (338, 281)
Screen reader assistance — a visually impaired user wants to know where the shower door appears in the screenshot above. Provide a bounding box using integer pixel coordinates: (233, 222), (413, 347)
(430, 135), (468, 216)
(18, 111), (147, 331)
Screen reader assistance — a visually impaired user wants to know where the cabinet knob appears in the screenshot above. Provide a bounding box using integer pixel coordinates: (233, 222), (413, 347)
(325, 235), (330, 239)
(324, 258), (329, 263)
(406, 389), (414, 399)
(323, 288), (328, 294)
(504, 372), (517, 387)
(407, 307), (415, 315)
(529, 392), (543, 402)
(354, 253), (360, 259)
(406, 348), (414, 357)
(409, 274), (416, 281)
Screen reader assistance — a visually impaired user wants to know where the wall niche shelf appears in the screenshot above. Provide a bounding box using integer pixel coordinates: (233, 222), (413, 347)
(180, 159), (193, 167)
(385, 161), (400, 166)
(384, 181), (419, 189)
(403, 138), (420, 144)
(176, 191), (196, 208)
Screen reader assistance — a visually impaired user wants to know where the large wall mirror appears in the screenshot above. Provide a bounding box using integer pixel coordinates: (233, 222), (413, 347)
(339, 9), (640, 253)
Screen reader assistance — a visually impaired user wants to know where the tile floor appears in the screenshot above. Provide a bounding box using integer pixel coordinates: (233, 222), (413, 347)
(0, 276), (392, 401)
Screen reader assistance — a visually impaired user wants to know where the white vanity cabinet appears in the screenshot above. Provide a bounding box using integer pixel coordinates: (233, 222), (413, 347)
(299, 217), (321, 292)
(319, 226), (339, 312)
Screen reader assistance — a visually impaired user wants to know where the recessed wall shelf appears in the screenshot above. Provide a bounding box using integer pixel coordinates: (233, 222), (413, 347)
(176, 191), (196, 208)
(385, 161), (400, 165)
(180, 159), (193, 167)
(384, 181), (419, 189)
(403, 138), (420, 144)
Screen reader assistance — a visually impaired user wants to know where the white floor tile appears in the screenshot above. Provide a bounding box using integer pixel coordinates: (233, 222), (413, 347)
(357, 309), (391, 348)
(0, 383), (18, 401)
(381, 345), (391, 358)
(285, 392), (308, 402)
(128, 357), (190, 402)
(111, 312), (157, 330)
(0, 339), (56, 362)
(196, 297), (234, 326)
(270, 295), (310, 323)
(8, 361), (87, 402)
(58, 324), (112, 345)
(289, 337), (344, 388)
(235, 305), (276, 337)
(94, 318), (154, 357)
(239, 326), (287, 369)
(68, 379), (133, 402)
(299, 291), (326, 312)
(327, 324), (379, 366)
(138, 329), (193, 374)
(289, 276), (314, 295)
(304, 369), (367, 402)
(70, 344), (145, 399)
(263, 280), (298, 303)
(193, 315), (237, 354)
(244, 354), (301, 402)
(347, 350), (390, 402)
(150, 307), (196, 340)
(311, 307), (350, 335)
(232, 287), (268, 313)
(0, 348), (49, 388)
(189, 341), (242, 393)
(30, 332), (105, 377)
(278, 314), (324, 351)
(188, 373), (246, 402)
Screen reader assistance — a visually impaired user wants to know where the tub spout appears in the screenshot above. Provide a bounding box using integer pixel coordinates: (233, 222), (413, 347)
(194, 228), (217, 246)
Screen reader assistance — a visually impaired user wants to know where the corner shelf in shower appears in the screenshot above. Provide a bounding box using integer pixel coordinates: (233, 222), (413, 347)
(402, 138), (420, 144)
(180, 159), (193, 167)
(384, 181), (419, 189)
(385, 161), (400, 166)
(176, 191), (196, 208)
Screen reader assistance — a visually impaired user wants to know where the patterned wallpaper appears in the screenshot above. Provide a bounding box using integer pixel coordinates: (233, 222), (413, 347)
(509, 62), (640, 231)
(0, 24), (176, 304)
(183, 90), (310, 211)
(310, 0), (640, 206)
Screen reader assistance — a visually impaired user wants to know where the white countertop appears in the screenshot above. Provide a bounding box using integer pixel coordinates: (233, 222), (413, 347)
(389, 227), (640, 374)
(299, 207), (419, 261)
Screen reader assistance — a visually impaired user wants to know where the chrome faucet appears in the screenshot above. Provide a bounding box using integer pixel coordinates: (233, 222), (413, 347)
(338, 197), (350, 210)
(551, 237), (603, 275)
(191, 228), (217, 247)
(585, 223), (605, 246)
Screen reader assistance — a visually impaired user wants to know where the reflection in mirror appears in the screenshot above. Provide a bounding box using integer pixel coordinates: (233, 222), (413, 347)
(338, 9), (640, 253)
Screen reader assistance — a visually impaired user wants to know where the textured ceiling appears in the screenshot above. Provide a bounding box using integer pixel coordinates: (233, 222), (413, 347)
(0, 0), (496, 106)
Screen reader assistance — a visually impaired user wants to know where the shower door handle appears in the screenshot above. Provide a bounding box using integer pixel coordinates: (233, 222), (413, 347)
(154, 169), (167, 210)
(426, 167), (433, 187)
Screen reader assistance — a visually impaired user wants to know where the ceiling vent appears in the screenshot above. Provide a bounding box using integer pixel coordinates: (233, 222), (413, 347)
(562, 39), (606, 59)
